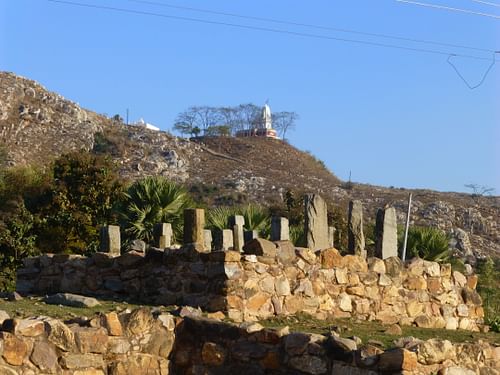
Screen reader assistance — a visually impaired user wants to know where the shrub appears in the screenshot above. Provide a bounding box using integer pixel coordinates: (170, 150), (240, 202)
(117, 176), (193, 243)
(399, 226), (451, 262)
(207, 204), (271, 238)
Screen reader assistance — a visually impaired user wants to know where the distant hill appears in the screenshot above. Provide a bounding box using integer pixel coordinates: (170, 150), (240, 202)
(1, 71), (498, 260)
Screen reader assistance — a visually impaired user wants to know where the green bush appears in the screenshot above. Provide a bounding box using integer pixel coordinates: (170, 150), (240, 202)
(476, 257), (500, 330)
(207, 204), (271, 238)
(117, 176), (193, 243)
(399, 226), (451, 262)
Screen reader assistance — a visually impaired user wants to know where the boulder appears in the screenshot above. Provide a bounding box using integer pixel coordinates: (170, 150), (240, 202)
(243, 238), (277, 257)
(44, 293), (100, 308)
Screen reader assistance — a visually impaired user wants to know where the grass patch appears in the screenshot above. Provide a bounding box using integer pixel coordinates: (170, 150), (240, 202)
(260, 313), (500, 349)
(0, 297), (173, 321)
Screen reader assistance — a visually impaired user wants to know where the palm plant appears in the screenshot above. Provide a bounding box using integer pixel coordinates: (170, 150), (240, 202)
(118, 176), (193, 243)
(207, 204), (271, 238)
(400, 226), (451, 262)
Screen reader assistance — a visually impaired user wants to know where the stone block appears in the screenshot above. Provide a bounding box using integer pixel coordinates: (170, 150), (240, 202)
(375, 206), (398, 259)
(153, 222), (172, 249)
(275, 241), (296, 265)
(271, 216), (289, 241)
(203, 229), (213, 251)
(99, 225), (120, 256)
(183, 208), (205, 250)
(0, 332), (28, 366)
(320, 247), (343, 268)
(243, 238), (277, 257)
(348, 200), (366, 257)
(304, 194), (329, 251)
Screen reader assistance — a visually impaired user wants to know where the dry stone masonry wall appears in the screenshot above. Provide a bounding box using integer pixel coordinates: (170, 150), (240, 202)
(0, 308), (498, 374)
(17, 243), (484, 331)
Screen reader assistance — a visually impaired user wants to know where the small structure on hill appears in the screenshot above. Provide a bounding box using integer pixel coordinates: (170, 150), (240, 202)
(236, 103), (279, 139)
(132, 118), (160, 131)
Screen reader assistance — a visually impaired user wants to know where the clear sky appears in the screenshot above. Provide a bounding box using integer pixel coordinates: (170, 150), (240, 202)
(1, 0), (499, 193)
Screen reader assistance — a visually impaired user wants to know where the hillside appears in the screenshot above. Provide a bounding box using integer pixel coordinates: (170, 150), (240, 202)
(0, 71), (498, 259)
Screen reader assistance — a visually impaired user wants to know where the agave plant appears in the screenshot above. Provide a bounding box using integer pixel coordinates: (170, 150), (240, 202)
(118, 176), (193, 243)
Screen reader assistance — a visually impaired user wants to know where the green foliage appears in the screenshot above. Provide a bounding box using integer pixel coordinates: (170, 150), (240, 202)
(118, 176), (193, 243)
(399, 226), (451, 262)
(476, 258), (500, 330)
(207, 204), (271, 238)
(30, 152), (123, 254)
(289, 224), (305, 247)
(0, 204), (38, 291)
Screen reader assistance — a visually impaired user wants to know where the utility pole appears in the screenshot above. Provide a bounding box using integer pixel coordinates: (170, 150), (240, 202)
(126, 108), (129, 125)
(401, 192), (412, 261)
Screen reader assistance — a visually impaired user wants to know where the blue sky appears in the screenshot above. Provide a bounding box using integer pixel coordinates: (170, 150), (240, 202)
(1, 0), (499, 193)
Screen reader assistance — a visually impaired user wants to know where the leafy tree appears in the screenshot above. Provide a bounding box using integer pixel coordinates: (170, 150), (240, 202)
(117, 176), (193, 243)
(0, 203), (37, 291)
(30, 152), (123, 254)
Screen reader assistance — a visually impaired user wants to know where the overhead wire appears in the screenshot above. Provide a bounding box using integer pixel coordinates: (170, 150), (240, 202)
(396, 0), (500, 19)
(466, 0), (500, 8)
(46, 0), (498, 62)
(126, 0), (494, 53)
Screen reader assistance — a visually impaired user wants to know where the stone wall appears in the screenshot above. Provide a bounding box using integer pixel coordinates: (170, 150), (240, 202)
(16, 241), (484, 331)
(0, 308), (175, 374)
(1, 309), (498, 374)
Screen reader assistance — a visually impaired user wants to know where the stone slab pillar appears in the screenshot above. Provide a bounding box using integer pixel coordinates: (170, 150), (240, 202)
(375, 207), (398, 259)
(154, 223), (172, 249)
(271, 217), (289, 241)
(348, 200), (366, 258)
(100, 225), (121, 257)
(244, 230), (259, 244)
(214, 229), (234, 251)
(183, 208), (205, 250)
(328, 226), (336, 248)
(304, 194), (329, 251)
(204, 229), (213, 252)
(230, 215), (245, 252)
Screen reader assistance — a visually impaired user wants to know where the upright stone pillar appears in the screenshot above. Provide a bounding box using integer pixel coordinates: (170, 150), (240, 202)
(230, 215), (245, 252)
(214, 229), (234, 251)
(328, 226), (336, 248)
(204, 230), (213, 252)
(183, 208), (205, 250)
(100, 225), (121, 257)
(304, 194), (329, 251)
(244, 230), (259, 244)
(154, 223), (172, 249)
(348, 200), (366, 258)
(271, 217), (289, 241)
(375, 207), (398, 259)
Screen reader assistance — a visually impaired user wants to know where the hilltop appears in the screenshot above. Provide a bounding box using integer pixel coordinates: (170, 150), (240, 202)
(0, 71), (498, 259)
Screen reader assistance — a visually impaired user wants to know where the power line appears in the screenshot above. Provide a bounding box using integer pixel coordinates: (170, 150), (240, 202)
(396, 0), (500, 19)
(126, 0), (495, 53)
(46, 0), (498, 62)
(466, 0), (500, 8)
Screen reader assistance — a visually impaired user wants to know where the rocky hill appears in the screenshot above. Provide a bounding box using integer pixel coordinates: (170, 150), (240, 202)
(0, 71), (498, 260)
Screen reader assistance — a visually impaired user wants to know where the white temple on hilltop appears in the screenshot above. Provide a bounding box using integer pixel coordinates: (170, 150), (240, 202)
(133, 118), (160, 132)
(236, 103), (279, 139)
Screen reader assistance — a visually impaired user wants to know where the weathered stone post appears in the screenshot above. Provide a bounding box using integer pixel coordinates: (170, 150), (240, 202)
(375, 207), (398, 259)
(348, 200), (366, 258)
(271, 217), (289, 241)
(214, 229), (234, 251)
(304, 194), (329, 251)
(154, 223), (172, 249)
(204, 229), (213, 251)
(244, 230), (259, 244)
(183, 208), (205, 251)
(230, 215), (245, 252)
(100, 225), (121, 257)
(328, 226), (336, 248)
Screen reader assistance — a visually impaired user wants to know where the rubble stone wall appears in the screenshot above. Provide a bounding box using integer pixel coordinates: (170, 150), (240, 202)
(16, 242), (484, 330)
(1, 310), (498, 375)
